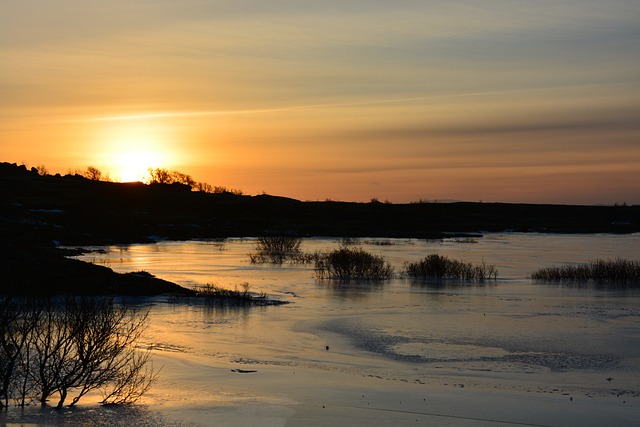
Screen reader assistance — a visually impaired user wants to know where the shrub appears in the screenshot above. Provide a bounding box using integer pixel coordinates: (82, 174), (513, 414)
(315, 247), (394, 280)
(84, 166), (102, 181)
(0, 296), (155, 409)
(169, 283), (289, 307)
(249, 236), (303, 264)
(402, 254), (497, 281)
(529, 258), (640, 283)
(198, 283), (265, 301)
(147, 168), (195, 188)
(363, 239), (396, 246)
(339, 237), (360, 246)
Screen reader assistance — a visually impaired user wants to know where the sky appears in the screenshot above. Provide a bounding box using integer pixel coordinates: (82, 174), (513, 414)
(1, 0), (639, 204)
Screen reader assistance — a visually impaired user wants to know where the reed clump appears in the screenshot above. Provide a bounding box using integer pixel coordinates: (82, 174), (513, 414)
(249, 236), (303, 264)
(339, 237), (361, 246)
(196, 282), (262, 300)
(176, 283), (288, 306)
(529, 258), (640, 283)
(402, 254), (498, 281)
(315, 247), (394, 280)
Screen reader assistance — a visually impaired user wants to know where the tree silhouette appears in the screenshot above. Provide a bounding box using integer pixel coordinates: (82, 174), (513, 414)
(147, 167), (173, 184)
(0, 296), (155, 409)
(84, 166), (102, 181)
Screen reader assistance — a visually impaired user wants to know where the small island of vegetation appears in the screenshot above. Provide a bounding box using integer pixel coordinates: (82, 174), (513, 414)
(315, 247), (395, 280)
(402, 254), (498, 281)
(530, 258), (640, 284)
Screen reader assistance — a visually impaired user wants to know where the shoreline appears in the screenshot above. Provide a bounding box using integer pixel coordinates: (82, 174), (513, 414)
(2, 160), (639, 295)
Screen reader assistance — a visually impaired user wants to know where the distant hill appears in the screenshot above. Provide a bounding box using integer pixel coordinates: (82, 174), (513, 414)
(2, 161), (638, 295)
(2, 161), (638, 246)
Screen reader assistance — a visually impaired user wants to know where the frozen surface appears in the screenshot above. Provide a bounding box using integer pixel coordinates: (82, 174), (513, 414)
(4, 233), (640, 426)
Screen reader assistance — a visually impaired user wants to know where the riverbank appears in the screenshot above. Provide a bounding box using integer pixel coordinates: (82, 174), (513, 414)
(2, 160), (639, 295)
(3, 162), (638, 246)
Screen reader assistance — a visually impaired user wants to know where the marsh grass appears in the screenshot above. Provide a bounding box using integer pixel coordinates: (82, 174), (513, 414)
(363, 239), (396, 246)
(249, 236), (303, 264)
(529, 258), (640, 284)
(339, 237), (361, 246)
(288, 251), (324, 264)
(402, 254), (498, 281)
(451, 238), (479, 244)
(315, 247), (394, 280)
(197, 282), (253, 297)
(170, 283), (288, 306)
(249, 236), (324, 264)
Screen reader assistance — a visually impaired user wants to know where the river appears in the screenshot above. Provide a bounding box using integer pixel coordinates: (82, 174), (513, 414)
(3, 233), (640, 426)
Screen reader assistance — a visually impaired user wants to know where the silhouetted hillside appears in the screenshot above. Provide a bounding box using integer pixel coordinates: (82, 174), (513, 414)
(1, 161), (638, 295)
(2, 162), (638, 245)
(0, 241), (191, 296)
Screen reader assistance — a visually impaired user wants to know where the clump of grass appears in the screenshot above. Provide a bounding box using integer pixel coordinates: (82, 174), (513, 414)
(315, 247), (394, 280)
(289, 251), (324, 264)
(452, 238), (478, 244)
(402, 254), (498, 281)
(249, 235), (302, 264)
(529, 258), (640, 284)
(363, 239), (396, 246)
(339, 237), (361, 246)
(176, 282), (287, 306)
(196, 282), (259, 299)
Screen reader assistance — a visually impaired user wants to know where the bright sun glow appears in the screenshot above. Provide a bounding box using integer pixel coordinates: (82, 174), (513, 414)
(97, 119), (178, 182)
(113, 150), (165, 182)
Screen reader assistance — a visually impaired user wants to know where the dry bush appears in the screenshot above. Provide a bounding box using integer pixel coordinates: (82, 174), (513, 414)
(529, 258), (640, 283)
(0, 296), (155, 409)
(249, 236), (303, 264)
(315, 247), (394, 280)
(402, 254), (497, 281)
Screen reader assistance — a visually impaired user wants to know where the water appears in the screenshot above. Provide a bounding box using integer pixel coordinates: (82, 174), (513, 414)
(89, 234), (640, 406)
(77, 235), (640, 387)
(4, 233), (640, 426)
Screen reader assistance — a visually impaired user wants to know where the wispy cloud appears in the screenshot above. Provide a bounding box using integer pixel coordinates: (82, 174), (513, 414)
(79, 83), (630, 122)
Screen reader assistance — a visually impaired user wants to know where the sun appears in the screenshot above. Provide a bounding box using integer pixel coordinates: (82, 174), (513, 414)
(113, 150), (164, 182)
(97, 119), (178, 182)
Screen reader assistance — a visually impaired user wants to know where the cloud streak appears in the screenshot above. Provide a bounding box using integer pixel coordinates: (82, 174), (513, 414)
(2, 0), (638, 204)
(79, 82), (632, 122)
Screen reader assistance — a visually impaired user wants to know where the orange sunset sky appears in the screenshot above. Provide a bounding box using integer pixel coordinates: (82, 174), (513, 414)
(1, 1), (639, 204)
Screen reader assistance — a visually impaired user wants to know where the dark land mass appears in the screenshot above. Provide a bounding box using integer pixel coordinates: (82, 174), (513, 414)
(1, 161), (638, 296)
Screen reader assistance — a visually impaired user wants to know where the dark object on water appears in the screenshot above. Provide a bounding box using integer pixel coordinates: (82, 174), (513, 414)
(230, 369), (257, 374)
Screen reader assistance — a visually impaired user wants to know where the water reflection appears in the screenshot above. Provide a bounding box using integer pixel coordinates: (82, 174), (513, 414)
(316, 279), (385, 300)
(0, 403), (177, 427)
(70, 234), (640, 405)
(408, 279), (499, 289)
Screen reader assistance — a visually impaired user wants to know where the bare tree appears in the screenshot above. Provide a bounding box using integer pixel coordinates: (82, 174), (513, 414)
(0, 296), (155, 409)
(35, 165), (48, 176)
(170, 171), (195, 188)
(195, 182), (214, 193)
(0, 298), (44, 408)
(147, 167), (173, 184)
(84, 166), (102, 181)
